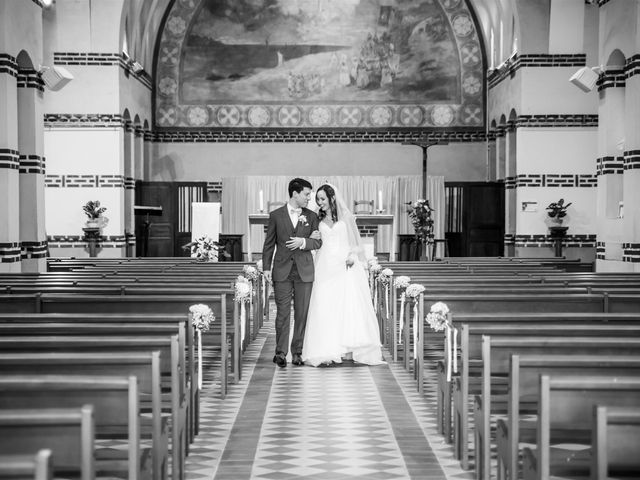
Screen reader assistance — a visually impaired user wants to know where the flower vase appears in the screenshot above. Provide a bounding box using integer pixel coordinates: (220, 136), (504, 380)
(419, 241), (429, 262)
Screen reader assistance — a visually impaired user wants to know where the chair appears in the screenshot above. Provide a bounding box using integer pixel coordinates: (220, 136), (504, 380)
(267, 201), (285, 212)
(353, 200), (374, 214)
(431, 238), (449, 259)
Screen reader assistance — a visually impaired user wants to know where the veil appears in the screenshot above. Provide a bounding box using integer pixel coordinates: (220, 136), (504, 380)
(324, 183), (367, 264)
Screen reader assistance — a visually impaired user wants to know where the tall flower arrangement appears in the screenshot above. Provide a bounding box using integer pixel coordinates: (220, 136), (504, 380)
(189, 304), (215, 388)
(406, 199), (435, 245)
(183, 236), (224, 262)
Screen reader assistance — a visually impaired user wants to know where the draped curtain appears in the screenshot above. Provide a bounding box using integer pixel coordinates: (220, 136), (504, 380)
(221, 176), (445, 260)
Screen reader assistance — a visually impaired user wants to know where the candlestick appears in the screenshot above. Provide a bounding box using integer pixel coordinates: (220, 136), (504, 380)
(259, 190), (264, 212)
(378, 190), (383, 212)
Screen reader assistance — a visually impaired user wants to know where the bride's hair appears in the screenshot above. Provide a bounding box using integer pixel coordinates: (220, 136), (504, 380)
(316, 184), (338, 223)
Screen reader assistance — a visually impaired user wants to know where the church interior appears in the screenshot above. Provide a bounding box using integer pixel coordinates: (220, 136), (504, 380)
(1, 0), (640, 479)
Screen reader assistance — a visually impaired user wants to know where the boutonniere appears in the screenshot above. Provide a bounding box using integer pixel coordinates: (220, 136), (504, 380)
(298, 214), (309, 226)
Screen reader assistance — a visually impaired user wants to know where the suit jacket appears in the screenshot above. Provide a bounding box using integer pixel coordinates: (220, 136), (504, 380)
(262, 205), (322, 283)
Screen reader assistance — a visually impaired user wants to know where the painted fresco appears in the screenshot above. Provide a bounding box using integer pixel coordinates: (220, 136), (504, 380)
(182, 0), (460, 103)
(155, 0), (484, 129)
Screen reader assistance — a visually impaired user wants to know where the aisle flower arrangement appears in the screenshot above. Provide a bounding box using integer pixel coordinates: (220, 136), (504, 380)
(394, 276), (411, 344)
(425, 301), (457, 382)
(234, 276), (253, 343)
(189, 303), (215, 388)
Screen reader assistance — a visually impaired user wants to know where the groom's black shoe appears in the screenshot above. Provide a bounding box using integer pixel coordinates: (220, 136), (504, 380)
(273, 352), (287, 368)
(292, 353), (304, 366)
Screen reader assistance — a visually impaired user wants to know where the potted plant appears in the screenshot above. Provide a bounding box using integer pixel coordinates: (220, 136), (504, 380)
(546, 198), (571, 224)
(83, 200), (107, 228)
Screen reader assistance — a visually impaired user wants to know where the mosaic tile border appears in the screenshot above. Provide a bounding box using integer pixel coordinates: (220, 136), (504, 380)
(597, 156), (624, 175)
(627, 54), (640, 80)
(597, 241), (605, 260)
(0, 53), (18, 78)
(0, 242), (22, 263)
(504, 173), (597, 189)
(514, 233), (597, 248)
(488, 54), (586, 89)
(154, 0), (485, 130)
(45, 174), (125, 188)
(44, 113), (125, 128)
(19, 155), (46, 174)
(623, 243), (640, 263)
(0, 149), (20, 170)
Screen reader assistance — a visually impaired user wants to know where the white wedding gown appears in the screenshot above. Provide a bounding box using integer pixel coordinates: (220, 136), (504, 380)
(302, 220), (384, 367)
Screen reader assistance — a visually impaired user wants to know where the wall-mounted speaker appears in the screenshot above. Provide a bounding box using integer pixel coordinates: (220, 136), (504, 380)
(569, 66), (598, 92)
(40, 65), (74, 91)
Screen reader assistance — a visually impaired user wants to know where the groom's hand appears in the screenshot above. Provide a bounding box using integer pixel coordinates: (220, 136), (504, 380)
(286, 237), (305, 250)
(310, 230), (321, 240)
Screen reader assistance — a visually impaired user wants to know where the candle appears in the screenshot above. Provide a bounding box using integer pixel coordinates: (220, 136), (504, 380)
(259, 190), (264, 212)
(378, 190), (383, 211)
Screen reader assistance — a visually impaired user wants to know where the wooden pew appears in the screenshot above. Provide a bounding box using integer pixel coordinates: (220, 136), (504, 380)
(456, 332), (640, 472)
(522, 376), (640, 480)
(0, 336), (184, 480)
(593, 405), (640, 480)
(0, 351), (166, 480)
(0, 450), (52, 480)
(494, 355), (640, 480)
(0, 375), (153, 480)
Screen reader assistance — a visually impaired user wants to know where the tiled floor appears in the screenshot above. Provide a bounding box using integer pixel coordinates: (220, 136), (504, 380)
(185, 307), (475, 480)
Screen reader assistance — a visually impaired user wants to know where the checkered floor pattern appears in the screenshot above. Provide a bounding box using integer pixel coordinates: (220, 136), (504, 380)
(184, 303), (478, 480)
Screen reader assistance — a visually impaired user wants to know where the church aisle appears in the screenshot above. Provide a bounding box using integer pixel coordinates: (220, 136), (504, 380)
(186, 315), (474, 480)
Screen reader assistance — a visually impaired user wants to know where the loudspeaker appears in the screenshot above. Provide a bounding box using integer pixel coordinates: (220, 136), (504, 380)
(40, 65), (74, 91)
(569, 66), (598, 92)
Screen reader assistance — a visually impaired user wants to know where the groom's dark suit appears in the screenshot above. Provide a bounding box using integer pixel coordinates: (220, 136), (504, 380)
(262, 205), (322, 358)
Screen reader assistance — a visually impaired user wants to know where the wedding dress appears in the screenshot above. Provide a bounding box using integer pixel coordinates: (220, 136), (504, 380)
(302, 195), (384, 367)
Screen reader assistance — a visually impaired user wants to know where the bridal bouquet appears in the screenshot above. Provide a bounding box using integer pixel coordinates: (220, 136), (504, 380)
(425, 302), (450, 332)
(190, 304), (215, 332)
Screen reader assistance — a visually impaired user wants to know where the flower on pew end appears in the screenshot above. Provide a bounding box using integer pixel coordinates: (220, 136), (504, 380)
(189, 304), (215, 332)
(243, 265), (260, 281)
(405, 283), (425, 299)
(377, 268), (394, 286)
(369, 262), (382, 275)
(425, 302), (450, 332)
(256, 260), (264, 272)
(367, 257), (379, 267)
(234, 280), (252, 303)
(394, 275), (411, 290)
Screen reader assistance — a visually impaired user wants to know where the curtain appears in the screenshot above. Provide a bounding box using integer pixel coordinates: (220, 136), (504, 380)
(222, 175), (445, 261)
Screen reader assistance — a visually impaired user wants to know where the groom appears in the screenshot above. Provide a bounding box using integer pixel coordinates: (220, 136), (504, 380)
(262, 178), (322, 367)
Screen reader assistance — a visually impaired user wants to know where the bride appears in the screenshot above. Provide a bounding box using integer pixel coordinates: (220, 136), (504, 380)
(302, 184), (385, 367)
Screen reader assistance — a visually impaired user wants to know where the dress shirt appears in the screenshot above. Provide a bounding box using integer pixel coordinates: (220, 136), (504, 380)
(288, 205), (305, 249)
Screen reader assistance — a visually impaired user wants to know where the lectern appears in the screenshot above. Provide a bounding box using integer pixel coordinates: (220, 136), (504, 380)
(134, 205), (163, 257)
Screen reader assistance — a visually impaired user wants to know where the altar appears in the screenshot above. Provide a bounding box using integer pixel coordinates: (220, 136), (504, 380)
(247, 214), (394, 262)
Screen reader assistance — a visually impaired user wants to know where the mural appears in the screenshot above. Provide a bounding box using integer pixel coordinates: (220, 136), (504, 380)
(156, 0), (485, 129)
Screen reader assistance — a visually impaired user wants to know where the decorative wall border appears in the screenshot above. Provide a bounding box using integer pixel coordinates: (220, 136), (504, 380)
(623, 243), (640, 263)
(596, 69), (626, 91)
(45, 174), (125, 188)
(0, 149), (20, 170)
(44, 113), (125, 128)
(53, 52), (153, 90)
(504, 173), (597, 189)
(596, 156), (624, 175)
(21, 241), (48, 259)
(514, 233), (596, 248)
(515, 114), (598, 128)
(0, 242), (21, 263)
(624, 150), (640, 170)
(17, 69), (44, 91)
(47, 235), (127, 249)
(154, 0), (485, 130)
(19, 155), (46, 174)
(0, 53), (18, 78)
(627, 54), (640, 80)
(152, 129), (488, 143)
(488, 54), (586, 89)
(125, 177), (136, 190)
(207, 181), (222, 193)
(596, 241), (605, 260)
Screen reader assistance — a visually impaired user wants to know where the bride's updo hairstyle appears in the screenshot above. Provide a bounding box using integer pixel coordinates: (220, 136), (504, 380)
(316, 184), (338, 223)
